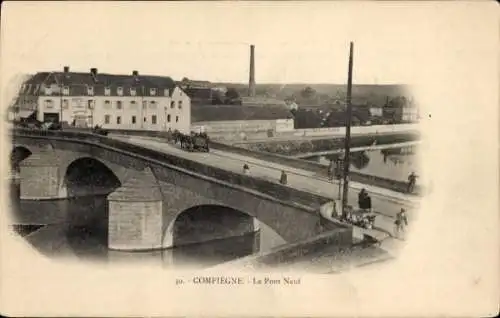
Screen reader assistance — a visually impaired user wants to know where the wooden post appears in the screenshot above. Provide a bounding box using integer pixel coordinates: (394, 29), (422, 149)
(341, 42), (354, 219)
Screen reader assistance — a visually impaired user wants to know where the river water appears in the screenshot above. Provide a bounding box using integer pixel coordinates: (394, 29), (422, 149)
(312, 145), (420, 183)
(8, 183), (286, 269)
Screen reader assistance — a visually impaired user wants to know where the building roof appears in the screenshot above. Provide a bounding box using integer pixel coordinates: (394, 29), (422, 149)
(191, 105), (293, 122)
(184, 87), (212, 100)
(19, 70), (178, 97)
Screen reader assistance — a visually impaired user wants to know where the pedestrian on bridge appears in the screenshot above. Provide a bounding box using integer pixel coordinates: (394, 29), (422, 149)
(243, 163), (250, 175)
(407, 172), (418, 193)
(328, 160), (335, 181)
(280, 170), (288, 185)
(358, 189), (367, 209)
(394, 208), (409, 239)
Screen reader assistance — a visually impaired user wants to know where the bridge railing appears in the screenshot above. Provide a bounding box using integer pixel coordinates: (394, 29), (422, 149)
(11, 128), (332, 210)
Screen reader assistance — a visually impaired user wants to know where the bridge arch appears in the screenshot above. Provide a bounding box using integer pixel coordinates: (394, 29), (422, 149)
(62, 157), (122, 197)
(10, 146), (32, 172)
(162, 203), (278, 249)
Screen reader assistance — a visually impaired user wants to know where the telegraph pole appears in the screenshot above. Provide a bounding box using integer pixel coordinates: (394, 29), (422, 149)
(341, 42), (354, 219)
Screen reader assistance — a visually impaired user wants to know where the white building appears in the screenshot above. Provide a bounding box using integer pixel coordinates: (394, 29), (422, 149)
(13, 67), (191, 133)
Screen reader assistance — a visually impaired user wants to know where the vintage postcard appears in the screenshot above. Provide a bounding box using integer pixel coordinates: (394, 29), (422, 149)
(0, 1), (498, 317)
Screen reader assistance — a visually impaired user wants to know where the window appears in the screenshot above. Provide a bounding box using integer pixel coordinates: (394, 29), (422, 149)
(130, 88), (136, 96)
(116, 101), (122, 110)
(88, 100), (94, 109)
(63, 86), (69, 96)
(164, 89), (169, 96)
(176, 116), (179, 123)
(178, 101), (183, 109)
(44, 99), (53, 109)
(167, 114), (171, 123)
(87, 86), (94, 96)
(144, 117), (147, 123)
(131, 116), (136, 124)
(170, 101), (175, 109)
(150, 88), (157, 96)
(142, 101), (147, 109)
(152, 115), (157, 124)
(117, 116), (121, 125)
(117, 87), (123, 96)
(104, 115), (110, 124)
(62, 99), (69, 109)
(104, 100), (111, 109)
(149, 101), (157, 109)
(104, 87), (111, 96)
(44, 85), (51, 95)
(129, 100), (137, 108)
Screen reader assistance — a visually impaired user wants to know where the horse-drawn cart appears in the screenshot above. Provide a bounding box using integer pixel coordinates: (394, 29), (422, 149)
(173, 130), (210, 152)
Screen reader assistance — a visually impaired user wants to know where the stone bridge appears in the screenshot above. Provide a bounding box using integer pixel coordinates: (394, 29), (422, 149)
(10, 129), (351, 252)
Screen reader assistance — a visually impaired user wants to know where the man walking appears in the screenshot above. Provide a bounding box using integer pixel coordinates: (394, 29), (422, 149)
(407, 172), (418, 193)
(280, 170), (288, 185)
(394, 208), (409, 239)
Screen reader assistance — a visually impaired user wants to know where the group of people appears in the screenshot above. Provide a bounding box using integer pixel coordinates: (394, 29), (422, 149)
(356, 188), (409, 238)
(243, 162), (410, 239)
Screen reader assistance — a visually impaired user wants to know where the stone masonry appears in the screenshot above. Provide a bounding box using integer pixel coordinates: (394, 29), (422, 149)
(13, 134), (352, 251)
(19, 149), (66, 200)
(107, 167), (164, 251)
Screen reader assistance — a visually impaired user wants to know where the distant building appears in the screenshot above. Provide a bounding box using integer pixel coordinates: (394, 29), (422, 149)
(184, 87), (213, 104)
(11, 67), (191, 133)
(382, 97), (418, 124)
(240, 96), (287, 107)
(368, 104), (383, 117)
(285, 101), (299, 111)
(191, 104), (294, 139)
(179, 79), (212, 89)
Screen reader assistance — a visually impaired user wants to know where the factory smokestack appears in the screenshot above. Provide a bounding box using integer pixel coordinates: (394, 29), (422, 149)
(248, 45), (256, 97)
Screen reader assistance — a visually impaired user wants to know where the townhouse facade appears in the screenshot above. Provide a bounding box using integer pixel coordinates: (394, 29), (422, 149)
(13, 67), (191, 133)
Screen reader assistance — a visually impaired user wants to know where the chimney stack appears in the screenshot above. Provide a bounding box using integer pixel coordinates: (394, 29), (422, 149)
(248, 44), (256, 97)
(132, 70), (138, 76)
(63, 66), (69, 73)
(90, 68), (98, 82)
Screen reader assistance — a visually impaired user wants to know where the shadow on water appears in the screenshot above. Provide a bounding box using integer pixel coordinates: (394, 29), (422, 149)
(317, 145), (419, 182)
(8, 183), (279, 268)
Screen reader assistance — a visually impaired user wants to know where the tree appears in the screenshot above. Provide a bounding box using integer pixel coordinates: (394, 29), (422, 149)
(211, 90), (225, 105)
(300, 86), (317, 100)
(225, 87), (240, 101)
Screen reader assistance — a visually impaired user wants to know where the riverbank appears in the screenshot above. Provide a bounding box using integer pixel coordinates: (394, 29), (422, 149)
(207, 228), (393, 274)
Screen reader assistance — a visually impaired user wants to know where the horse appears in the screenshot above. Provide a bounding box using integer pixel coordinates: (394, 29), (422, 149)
(179, 133), (192, 149)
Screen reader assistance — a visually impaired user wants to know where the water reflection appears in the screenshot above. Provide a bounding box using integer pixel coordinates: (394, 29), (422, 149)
(315, 145), (420, 182)
(8, 183), (285, 269)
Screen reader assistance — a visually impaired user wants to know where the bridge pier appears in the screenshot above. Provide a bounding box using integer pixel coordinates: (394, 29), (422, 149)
(107, 167), (164, 251)
(19, 150), (66, 200)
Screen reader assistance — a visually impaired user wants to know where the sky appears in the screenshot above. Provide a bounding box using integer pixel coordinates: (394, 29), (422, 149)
(0, 1), (496, 105)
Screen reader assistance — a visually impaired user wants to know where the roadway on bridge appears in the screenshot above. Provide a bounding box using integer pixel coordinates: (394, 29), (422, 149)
(111, 135), (419, 231)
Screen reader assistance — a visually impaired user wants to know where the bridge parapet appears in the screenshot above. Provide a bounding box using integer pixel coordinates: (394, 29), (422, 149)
(11, 128), (331, 209)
